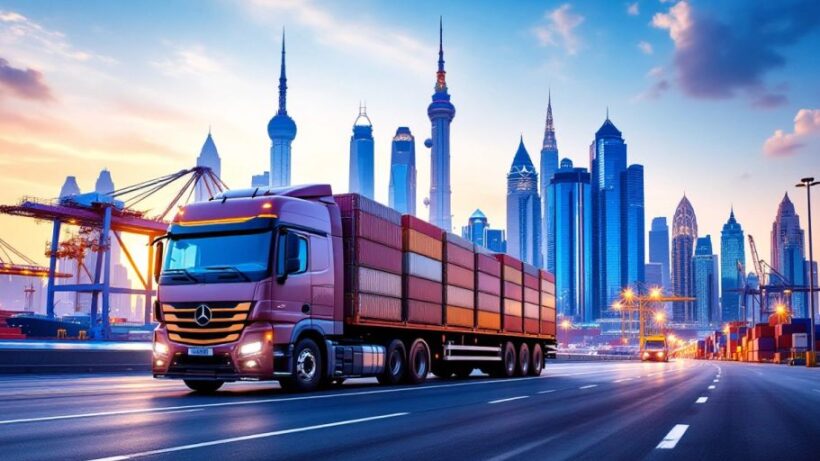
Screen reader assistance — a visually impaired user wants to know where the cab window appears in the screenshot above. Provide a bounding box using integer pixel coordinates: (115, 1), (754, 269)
(277, 232), (309, 275)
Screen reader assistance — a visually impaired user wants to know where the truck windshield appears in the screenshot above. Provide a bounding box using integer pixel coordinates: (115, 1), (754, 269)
(645, 340), (666, 350)
(163, 231), (272, 283)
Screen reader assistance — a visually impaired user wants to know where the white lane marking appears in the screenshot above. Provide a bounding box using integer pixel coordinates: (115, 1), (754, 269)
(614, 378), (633, 383)
(579, 384), (598, 390)
(696, 397), (708, 404)
(87, 412), (408, 461)
(154, 409), (204, 416)
(485, 435), (562, 461)
(656, 424), (689, 449)
(538, 390), (556, 394)
(489, 396), (530, 404)
(708, 385), (716, 390)
(713, 379), (719, 383)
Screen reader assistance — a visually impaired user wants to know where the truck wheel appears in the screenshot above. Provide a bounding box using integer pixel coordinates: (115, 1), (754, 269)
(529, 343), (544, 376)
(517, 343), (530, 377)
(496, 341), (516, 378)
(404, 338), (430, 385)
(280, 338), (323, 393)
(184, 380), (223, 393)
(377, 339), (406, 385)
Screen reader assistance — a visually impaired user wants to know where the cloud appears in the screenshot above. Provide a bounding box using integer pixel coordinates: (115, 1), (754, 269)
(651, 0), (820, 107)
(0, 10), (114, 63)
(637, 41), (653, 54)
(0, 57), (52, 100)
(635, 66), (669, 100)
(763, 109), (820, 156)
(152, 45), (223, 77)
(533, 3), (585, 55)
(627, 2), (640, 16)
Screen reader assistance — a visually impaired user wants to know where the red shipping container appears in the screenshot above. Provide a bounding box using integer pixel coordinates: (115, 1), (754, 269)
(335, 194), (401, 224)
(523, 273), (539, 290)
(446, 306), (474, 328)
(446, 285), (474, 308)
(476, 272), (501, 296)
(495, 253), (523, 270)
(404, 229), (443, 261)
(405, 276), (443, 304)
(524, 302), (539, 319)
(344, 238), (403, 274)
(347, 293), (402, 322)
(504, 315), (523, 333)
(524, 318), (539, 335)
(753, 324), (775, 339)
(539, 269), (555, 283)
(477, 292), (501, 313)
(540, 320), (556, 336)
(476, 253), (501, 277)
(522, 262), (539, 276)
(342, 214), (402, 249)
(502, 266), (523, 284)
(504, 299), (523, 317)
(477, 310), (501, 330)
(503, 281), (523, 301)
(541, 306), (556, 324)
(524, 287), (539, 304)
(445, 242), (475, 269)
(445, 232), (473, 250)
(402, 214), (443, 239)
(445, 263), (475, 290)
(406, 299), (442, 325)
(348, 266), (402, 298)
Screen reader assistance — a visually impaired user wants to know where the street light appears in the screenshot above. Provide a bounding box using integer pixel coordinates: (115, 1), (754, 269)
(560, 319), (571, 348)
(797, 177), (819, 367)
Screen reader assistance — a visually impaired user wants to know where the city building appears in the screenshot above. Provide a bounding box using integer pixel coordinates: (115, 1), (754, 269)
(645, 263), (663, 288)
(547, 158), (592, 322)
(194, 130), (221, 202)
(462, 209), (506, 253)
(485, 229), (507, 253)
(59, 176), (80, 199)
(348, 104), (374, 199)
(623, 164), (645, 288)
(671, 195), (698, 322)
(251, 172), (270, 188)
(267, 31), (297, 188)
(427, 19), (455, 231)
(770, 193), (808, 316)
(720, 209), (745, 322)
(693, 235), (719, 325)
(506, 136), (541, 266)
(95, 169), (114, 194)
(388, 127), (416, 215)
(648, 217), (671, 291)
(540, 92), (559, 270)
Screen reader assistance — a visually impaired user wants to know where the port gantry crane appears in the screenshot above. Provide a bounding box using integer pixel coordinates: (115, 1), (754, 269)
(612, 286), (694, 350)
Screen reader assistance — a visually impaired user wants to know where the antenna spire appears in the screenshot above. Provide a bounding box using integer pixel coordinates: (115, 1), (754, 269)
(278, 27), (288, 115)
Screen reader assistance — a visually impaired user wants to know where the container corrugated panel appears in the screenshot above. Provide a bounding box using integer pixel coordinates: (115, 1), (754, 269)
(334, 194), (401, 225)
(540, 306), (556, 324)
(405, 276), (443, 304)
(445, 232), (474, 250)
(539, 269), (556, 283)
(503, 266), (523, 284)
(504, 315), (523, 333)
(540, 319), (556, 336)
(401, 214), (443, 239)
(445, 242), (475, 270)
(477, 292), (501, 313)
(495, 253), (523, 270)
(477, 272), (501, 296)
(445, 263), (475, 290)
(352, 267), (402, 298)
(346, 238), (403, 274)
(523, 273), (539, 290)
(504, 299), (523, 317)
(406, 299), (442, 325)
(348, 293), (402, 322)
(524, 318), (539, 335)
(342, 214), (402, 249)
(522, 262), (539, 277)
(477, 310), (501, 330)
(503, 281), (523, 301)
(404, 229), (443, 261)
(524, 287), (539, 304)
(524, 302), (539, 319)
(540, 291), (556, 309)
(476, 253), (501, 277)
(404, 252), (443, 282)
(446, 285), (474, 308)
(446, 306), (474, 328)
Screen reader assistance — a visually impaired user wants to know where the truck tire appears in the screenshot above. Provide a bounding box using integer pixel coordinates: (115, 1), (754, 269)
(529, 343), (544, 376)
(517, 343), (530, 377)
(404, 338), (430, 385)
(280, 337), (323, 393)
(495, 341), (516, 378)
(377, 339), (406, 385)
(184, 380), (223, 393)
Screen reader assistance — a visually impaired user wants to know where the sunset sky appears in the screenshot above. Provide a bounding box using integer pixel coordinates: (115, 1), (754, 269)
(0, 0), (818, 275)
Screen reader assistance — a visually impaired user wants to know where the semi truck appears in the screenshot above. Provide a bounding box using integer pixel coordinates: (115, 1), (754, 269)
(151, 185), (557, 392)
(641, 335), (669, 362)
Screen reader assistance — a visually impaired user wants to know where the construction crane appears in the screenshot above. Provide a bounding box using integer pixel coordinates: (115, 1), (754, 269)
(612, 286), (695, 349)
(0, 238), (71, 279)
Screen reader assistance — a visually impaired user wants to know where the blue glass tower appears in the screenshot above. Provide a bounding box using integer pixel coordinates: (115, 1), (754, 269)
(672, 195), (698, 322)
(428, 18), (455, 231)
(349, 104), (374, 199)
(195, 130), (221, 202)
(464, 209), (488, 247)
(649, 217), (671, 291)
(623, 164), (645, 288)
(693, 235), (719, 325)
(720, 209), (745, 322)
(389, 127), (416, 215)
(771, 193), (807, 317)
(548, 158), (593, 322)
(506, 136), (541, 266)
(267, 31), (297, 188)
(540, 92), (559, 270)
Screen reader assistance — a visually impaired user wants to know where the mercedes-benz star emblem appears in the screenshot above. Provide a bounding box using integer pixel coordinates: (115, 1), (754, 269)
(194, 304), (212, 327)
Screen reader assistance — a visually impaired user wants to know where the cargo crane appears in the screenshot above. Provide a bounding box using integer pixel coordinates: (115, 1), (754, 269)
(612, 286), (694, 354)
(0, 167), (227, 339)
(744, 234), (810, 321)
(0, 238), (71, 279)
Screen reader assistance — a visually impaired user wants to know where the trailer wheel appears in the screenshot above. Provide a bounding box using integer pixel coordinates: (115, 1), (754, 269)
(184, 380), (223, 393)
(495, 341), (516, 378)
(377, 339), (406, 385)
(280, 337), (323, 393)
(529, 343), (544, 376)
(404, 338), (431, 385)
(517, 343), (530, 377)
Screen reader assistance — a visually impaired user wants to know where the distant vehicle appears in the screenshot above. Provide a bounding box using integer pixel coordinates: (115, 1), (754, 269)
(151, 186), (558, 393)
(641, 335), (668, 362)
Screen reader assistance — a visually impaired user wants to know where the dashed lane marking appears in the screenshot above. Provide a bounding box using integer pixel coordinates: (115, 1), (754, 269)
(579, 384), (598, 390)
(489, 396), (530, 404)
(538, 390), (556, 394)
(614, 378), (633, 383)
(696, 397), (708, 404)
(708, 385), (716, 390)
(656, 424), (689, 449)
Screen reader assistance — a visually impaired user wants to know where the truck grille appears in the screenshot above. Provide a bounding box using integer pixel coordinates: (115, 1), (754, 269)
(162, 302), (251, 345)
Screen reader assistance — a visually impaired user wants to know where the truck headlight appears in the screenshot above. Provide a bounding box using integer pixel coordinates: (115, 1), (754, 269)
(240, 341), (263, 356)
(153, 341), (169, 356)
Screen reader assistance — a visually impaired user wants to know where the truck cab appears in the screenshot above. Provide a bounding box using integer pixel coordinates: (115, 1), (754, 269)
(641, 335), (669, 362)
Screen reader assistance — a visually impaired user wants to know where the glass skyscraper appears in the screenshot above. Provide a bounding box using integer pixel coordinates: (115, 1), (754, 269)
(388, 127), (416, 215)
(720, 209), (745, 322)
(771, 193), (807, 317)
(348, 105), (374, 199)
(462, 210), (506, 253)
(506, 137), (541, 267)
(194, 130), (221, 202)
(486, 229), (507, 253)
(648, 217), (671, 291)
(547, 158), (592, 322)
(693, 235), (719, 325)
(623, 164), (645, 288)
(540, 92), (559, 270)
(672, 195), (697, 322)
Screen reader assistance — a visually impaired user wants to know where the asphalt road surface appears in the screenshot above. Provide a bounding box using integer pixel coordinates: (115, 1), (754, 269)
(1, 360), (818, 461)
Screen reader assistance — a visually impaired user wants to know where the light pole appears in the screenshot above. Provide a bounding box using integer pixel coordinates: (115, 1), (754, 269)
(797, 177), (818, 367)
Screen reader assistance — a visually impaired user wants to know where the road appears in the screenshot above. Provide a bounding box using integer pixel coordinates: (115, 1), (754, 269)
(0, 360), (818, 460)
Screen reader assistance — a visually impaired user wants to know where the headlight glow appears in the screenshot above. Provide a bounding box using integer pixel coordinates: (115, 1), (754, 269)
(153, 341), (169, 356)
(240, 341), (263, 356)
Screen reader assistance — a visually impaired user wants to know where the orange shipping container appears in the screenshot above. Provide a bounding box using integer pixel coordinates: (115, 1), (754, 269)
(477, 310), (501, 330)
(446, 306), (474, 328)
(404, 229), (443, 261)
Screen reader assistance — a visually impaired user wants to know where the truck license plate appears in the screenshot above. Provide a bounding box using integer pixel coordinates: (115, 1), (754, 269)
(188, 347), (213, 357)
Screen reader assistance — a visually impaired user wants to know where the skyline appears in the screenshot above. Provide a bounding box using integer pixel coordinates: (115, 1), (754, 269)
(0, 0), (818, 274)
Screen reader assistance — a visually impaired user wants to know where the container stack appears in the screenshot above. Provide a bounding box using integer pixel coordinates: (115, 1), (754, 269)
(474, 245), (502, 331)
(496, 254), (524, 333)
(443, 233), (476, 328)
(402, 215), (444, 325)
(539, 270), (557, 336)
(522, 263), (540, 335)
(749, 324), (775, 362)
(335, 194), (403, 323)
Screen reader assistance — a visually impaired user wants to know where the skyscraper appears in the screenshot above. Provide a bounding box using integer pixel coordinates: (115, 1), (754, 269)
(348, 105), (374, 199)
(428, 18), (455, 231)
(623, 164), (645, 288)
(720, 209), (745, 322)
(547, 158), (592, 322)
(59, 176), (81, 199)
(389, 127), (416, 215)
(506, 136), (541, 266)
(95, 169), (114, 194)
(463, 209), (488, 247)
(693, 235), (719, 325)
(648, 217), (671, 291)
(645, 263), (663, 288)
(672, 195), (697, 322)
(540, 92), (559, 270)
(486, 229), (507, 253)
(267, 31), (297, 188)
(771, 193), (807, 316)
(194, 130), (221, 202)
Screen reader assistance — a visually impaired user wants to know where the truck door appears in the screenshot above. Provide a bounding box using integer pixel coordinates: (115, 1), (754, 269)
(308, 235), (334, 323)
(272, 230), (311, 324)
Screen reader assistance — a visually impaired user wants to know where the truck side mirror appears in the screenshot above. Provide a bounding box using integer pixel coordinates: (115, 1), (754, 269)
(153, 240), (164, 284)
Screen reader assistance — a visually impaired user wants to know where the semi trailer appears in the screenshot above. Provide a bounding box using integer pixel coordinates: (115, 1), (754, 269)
(151, 185), (557, 392)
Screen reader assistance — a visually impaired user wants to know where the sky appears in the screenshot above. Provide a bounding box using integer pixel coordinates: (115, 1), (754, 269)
(0, 0), (819, 279)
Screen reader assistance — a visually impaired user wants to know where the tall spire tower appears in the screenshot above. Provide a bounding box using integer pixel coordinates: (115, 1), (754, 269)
(540, 90), (559, 269)
(267, 29), (297, 187)
(427, 17), (455, 231)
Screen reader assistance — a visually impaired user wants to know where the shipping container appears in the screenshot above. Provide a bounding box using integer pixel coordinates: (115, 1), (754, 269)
(476, 272), (501, 296)
(524, 287), (539, 305)
(404, 252), (443, 282)
(401, 214), (443, 239)
(347, 293), (402, 322)
(344, 238), (403, 274)
(477, 310), (501, 330)
(446, 306), (474, 328)
(445, 263), (475, 290)
(349, 266), (402, 298)
(406, 299), (442, 325)
(405, 276), (443, 304)
(335, 193), (402, 224)
(342, 213), (402, 249)
(477, 292), (502, 313)
(446, 285), (474, 308)
(475, 246), (502, 277)
(404, 228), (443, 261)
